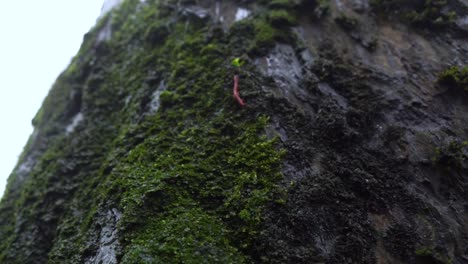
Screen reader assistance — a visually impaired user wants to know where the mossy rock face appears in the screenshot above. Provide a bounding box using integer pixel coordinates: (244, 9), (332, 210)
(1, 0), (467, 263)
(0, 1), (288, 262)
(121, 207), (247, 263)
(370, 0), (459, 28)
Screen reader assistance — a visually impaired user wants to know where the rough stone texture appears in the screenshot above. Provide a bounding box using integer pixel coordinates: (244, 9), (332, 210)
(0, 0), (467, 263)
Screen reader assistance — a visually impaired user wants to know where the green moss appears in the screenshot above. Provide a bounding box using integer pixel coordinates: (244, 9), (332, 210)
(253, 20), (277, 50)
(228, 18), (278, 56)
(113, 113), (285, 259)
(415, 247), (452, 264)
(159, 90), (179, 107)
(122, 206), (247, 263)
(437, 66), (468, 91)
(143, 21), (170, 47)
(228, 5), (298, 56)
(268, 10), (298, 27)
(268, 0), (296, 10)
(432, 140), (467, 167)
(415, 247), (433, 256)
(31, 107), (44, 127)
(370, 0), (458, 28)
(248, 17), (294, 55)
(101, 18), (287, 256)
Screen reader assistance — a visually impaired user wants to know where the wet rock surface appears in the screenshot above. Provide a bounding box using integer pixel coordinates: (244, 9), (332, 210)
(85, 208), (122, 264)
(0, 0), (467, 263)
(252, 1), (468, 262)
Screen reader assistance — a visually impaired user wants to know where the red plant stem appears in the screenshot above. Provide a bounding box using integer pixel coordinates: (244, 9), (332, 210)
(233, 75), (245, 106)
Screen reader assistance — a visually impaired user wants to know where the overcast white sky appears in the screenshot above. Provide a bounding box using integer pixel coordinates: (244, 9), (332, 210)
(0, 1), (105, 197)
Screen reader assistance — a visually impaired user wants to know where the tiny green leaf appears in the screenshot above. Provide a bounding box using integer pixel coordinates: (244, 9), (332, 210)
(231, 58), (243, 68)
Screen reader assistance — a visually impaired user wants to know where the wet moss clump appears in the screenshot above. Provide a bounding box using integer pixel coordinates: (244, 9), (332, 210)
(252, 19), (277, 51)
(229, 13), (295, 56)
(370, 0), (457, 28)
(415, 247), (452, 264)
(268, 10), (298, 27)
(158, 90), (180, 107)
(267, 0), (296, 10)
(432, 140), (468, 168)
(437, 65), (468, 91)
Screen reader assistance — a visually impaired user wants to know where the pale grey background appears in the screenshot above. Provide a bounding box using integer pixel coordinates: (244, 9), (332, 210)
(0, 1), (105, 197)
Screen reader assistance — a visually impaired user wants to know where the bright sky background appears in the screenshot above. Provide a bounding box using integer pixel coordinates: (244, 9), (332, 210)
(0, 1), (105, 197)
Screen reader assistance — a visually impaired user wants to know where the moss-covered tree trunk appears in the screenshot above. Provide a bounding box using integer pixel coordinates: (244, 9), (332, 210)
(1, 0), (467, 263)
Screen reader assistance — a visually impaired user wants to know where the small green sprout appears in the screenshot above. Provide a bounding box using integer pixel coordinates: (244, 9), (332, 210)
(231, 57), (244, 68)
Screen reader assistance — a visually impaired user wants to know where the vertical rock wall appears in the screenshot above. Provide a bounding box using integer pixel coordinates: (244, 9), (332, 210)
(0, 0), (467, 263)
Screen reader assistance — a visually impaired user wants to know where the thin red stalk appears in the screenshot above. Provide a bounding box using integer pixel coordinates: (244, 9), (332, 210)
(233, 75), (245, 106)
